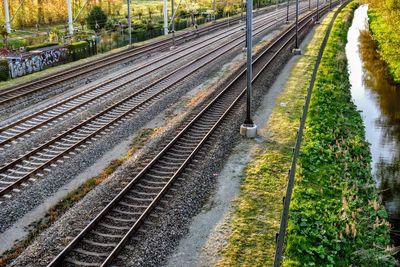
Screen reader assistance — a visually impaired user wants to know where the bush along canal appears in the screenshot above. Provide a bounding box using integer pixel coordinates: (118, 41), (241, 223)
(347, 3), (400, 263)
(283, 2), (395, 266)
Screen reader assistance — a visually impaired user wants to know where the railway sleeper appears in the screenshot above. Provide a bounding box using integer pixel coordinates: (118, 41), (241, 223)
(123, 195), (153, 203)
(64, 257), (101, 267)
(72, 248), (110, 258)
(82, 238), (117, 248)
(164, 151), (191, 159)
(141, 179), (168, 186)
(145, 172), (171, 181)
(91, 230), (124, 239)
(98, 222), (131, 231)
(105, 215), (137, 223)
(128, 190), (158, 197)
(136, 183), (164, 191)
(148, 167), (177, 175)
(159, 156), (186, 164)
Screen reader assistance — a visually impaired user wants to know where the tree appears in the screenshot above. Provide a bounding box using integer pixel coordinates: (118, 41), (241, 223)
(1, 28), (8, 47)
(87, 6), (108, 31)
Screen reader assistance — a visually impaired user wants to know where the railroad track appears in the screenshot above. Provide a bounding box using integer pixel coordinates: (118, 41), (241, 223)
(46, 3), (337, 266)
(0, 3), (290, 107)
(0, 4), (313, 199)
(0, 6), (297, 148)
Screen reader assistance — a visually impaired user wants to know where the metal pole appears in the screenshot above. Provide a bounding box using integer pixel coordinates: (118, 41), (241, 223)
(68, 0), (74, 35)
(317, 0), (319, 22)
(295, 0), (298, 48)
(3, 0), (11, 33)
(213, 0), (216, 22)
(171, 0), (175, 32)
(329, 0), (332, 10)
(245, 0), (253, 125)
(127, 0), (132, 46)
(163, 0), (168, 35)
(309, 0), (311, 9)
(286, 0), (289, 22)
(171, 0), (176, 46)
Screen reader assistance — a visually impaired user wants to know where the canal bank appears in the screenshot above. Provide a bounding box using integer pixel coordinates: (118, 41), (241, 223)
(347, 4), (400, 261)
(283, 2), (395, 266)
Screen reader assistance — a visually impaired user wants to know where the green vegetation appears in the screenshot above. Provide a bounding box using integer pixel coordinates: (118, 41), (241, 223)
(365, 0), (400, 83)
(0, 60), (9, 81)
(0, 128), (156, 267)
(87, 6), (108, 31)
(25, 42), (59, 52)
(67, 41), (92, 60)
(283, 3), (395, 266)
(217, 8), (341, 267)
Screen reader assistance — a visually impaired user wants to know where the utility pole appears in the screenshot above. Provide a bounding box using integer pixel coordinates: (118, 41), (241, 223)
(309, 0), (311, 9)
(316, 0), (320, 22)
(3, 0), (11, 33)
(286, 0), (289, 23)
(329, 0), (332, 10)
(128, 0), (132, 46)
(213, 0), (216, 22)
(171, 0), (176, 47)
(68, 0), (74, 35)
(293, 0), (301, 54)
(171, 0), (175, 32)
(240, 0), (257, 138)
(163, 0), (168, 35)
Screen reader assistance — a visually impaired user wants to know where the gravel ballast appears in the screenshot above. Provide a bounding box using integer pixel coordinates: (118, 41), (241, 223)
(7, 13), (316, 266)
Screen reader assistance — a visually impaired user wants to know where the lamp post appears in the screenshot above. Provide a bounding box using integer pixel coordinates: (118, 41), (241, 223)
(127, 0), (132, 46)
(4, 0), (11, 33)
(240, 0), (257, 138)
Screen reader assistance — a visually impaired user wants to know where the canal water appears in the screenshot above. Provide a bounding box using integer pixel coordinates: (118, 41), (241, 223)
(346, 5), (400, 255)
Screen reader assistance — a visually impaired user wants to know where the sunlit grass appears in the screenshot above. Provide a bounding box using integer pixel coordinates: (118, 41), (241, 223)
(216, 8), (337, 267)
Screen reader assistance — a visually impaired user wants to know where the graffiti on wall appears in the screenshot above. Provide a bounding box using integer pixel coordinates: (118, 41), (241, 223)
(7, 47), (67, 78)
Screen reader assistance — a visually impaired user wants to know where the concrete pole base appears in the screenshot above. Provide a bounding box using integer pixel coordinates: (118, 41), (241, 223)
(292, 48), (302, 55)
(285, 20), (290, 24)
(315, 20), (321, 24)
(240, 124), (257, 138)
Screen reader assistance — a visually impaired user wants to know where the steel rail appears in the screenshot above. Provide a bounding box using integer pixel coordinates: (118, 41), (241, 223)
(0, 6), (295, 146)
(0, 4), (283, 107)
(47, 4), (331, 266)
(0, 5), (311, 198)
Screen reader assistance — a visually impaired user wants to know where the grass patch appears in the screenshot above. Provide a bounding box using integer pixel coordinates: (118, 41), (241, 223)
(216, 8), (339, 267)
(283, 3), (395, 266)
(0, 128), (156, 267)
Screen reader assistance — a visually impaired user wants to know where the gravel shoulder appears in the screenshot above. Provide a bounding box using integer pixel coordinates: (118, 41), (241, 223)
(164, 22), (317, 267)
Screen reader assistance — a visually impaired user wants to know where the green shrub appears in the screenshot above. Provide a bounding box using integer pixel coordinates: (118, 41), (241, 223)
(0, 59), (9, 81)
(67, 41), (90, 61)
(26, 42), (59, 51)
(87, 6), (108, 31)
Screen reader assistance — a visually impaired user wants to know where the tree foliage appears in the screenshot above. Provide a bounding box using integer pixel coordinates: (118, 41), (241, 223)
(86, 6), (108, 31)
(365, 0), (400, 83)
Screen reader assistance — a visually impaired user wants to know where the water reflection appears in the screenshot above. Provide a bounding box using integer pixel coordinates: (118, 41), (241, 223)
(346, 5), (400, 254)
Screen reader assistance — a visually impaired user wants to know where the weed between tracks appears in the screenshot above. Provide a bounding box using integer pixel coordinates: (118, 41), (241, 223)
(283, 3), (395, 266)
(216, 8), (339, 267)
(0, 128), (156, 267)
